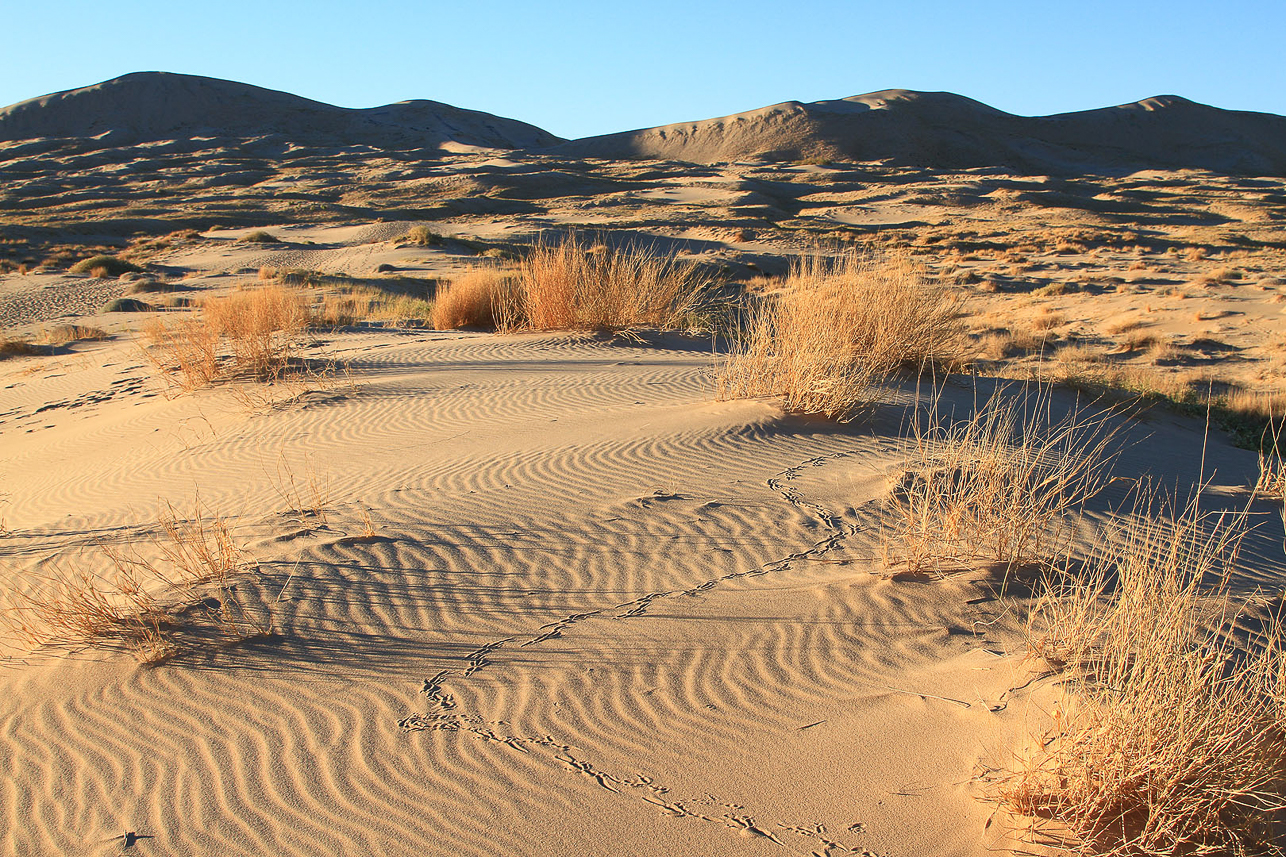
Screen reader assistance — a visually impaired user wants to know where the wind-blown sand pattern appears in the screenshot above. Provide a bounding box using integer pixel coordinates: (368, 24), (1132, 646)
(2, 72), (1285, 856)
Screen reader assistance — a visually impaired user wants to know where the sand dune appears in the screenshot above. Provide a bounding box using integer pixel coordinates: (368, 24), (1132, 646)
(5, 75), (1286, 176)
(3, 71), (1286, 857)
(556, 89), (1286, 174)
(0, 72), (562, 151)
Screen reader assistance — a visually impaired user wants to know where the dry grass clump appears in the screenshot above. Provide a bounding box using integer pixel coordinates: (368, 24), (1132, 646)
(1032, 309), (1067, 331)
(400, 225), (443, 246)
(716, 250), (963, 419)
(1255, 452), (1286, 503)
(1105, 318), (1146, 336)
(238, 230), (280, 244)
(0, 338), (44, 360)
(145, 285), (309, 390)
(69, 254), (142, 277)
(887, 386), (1118, 575)
(431, 268), (514, 330)
(41, 324), (109, 345)
(979, 329), (1048, 361)
(1000, 494), (1286, 855)
(1, 501), (261, 663)
(504, 236), (713, 332)
(313, 287), (434, 328)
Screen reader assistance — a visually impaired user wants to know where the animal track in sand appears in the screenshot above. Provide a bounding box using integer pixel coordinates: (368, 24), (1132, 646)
(398, 447), (887, 855)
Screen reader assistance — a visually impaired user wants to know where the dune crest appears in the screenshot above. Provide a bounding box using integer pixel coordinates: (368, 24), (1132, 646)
(0, 71), (562, 150)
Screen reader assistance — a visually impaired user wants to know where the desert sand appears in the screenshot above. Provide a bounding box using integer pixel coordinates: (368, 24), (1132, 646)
(1, 74), (1285, 857)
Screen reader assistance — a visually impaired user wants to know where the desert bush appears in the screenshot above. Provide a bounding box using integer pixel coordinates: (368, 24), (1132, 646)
(0, 339), (43, 360)
(41, 325), (109, 344)
(238, 230), (280, 244)
(103, 297), (154, 313)
(145, 285), (308, 389)
(886, 386), (1118, 575)
(1000, 492), (1286, 855)
(70, 255), (141, 277)
(716, 250), (963, 419)
(125, 279), (186, 295)
(505, 235), (713, 332)
(431, 268), (513, 330)
(313, 287), (434, 328)
(401, 225), (442, 246)
(1, 500), (258, 663)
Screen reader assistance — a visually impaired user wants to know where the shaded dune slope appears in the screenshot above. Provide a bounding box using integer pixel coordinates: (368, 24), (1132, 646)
(0, 71), (563, 150)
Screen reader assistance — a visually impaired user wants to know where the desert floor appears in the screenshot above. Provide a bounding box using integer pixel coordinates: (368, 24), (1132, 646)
(1, 160), (1285, 856)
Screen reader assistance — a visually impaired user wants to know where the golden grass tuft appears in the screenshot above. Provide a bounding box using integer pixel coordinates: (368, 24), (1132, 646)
(40, 324), (109, 345)
(313, 288), (434, 328)
(145, 285), (309, 389)
(400, 225), (442, 246)
(69, 254), (141, 277)
(431, 268), (514, 330)
(716, 250), (963, 419)
(504, 236), (713, 332)
(886, 386), (1118, 575)
(1001, 492), (1286, 855)
(2, 500), (260, 663)
(0, 339), (44, 360)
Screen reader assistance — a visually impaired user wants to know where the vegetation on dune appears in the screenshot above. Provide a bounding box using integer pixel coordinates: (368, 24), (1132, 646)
(715, 250), (963, 419)
(70, 254), (142, 277)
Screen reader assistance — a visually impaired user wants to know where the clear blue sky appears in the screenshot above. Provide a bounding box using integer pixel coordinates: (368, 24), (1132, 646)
(3, 0), (1282, 140)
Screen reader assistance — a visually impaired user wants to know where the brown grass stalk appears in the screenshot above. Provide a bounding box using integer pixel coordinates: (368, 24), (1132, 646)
(145, 285), (309, 390)
(716, 250), (963, 419)
(887, 385), (1119, 575)
(1001, 492), (1286, 855)
(505, 236), (713, 332)
(432, 268), (514, 330)
(2, 500), (260, 662)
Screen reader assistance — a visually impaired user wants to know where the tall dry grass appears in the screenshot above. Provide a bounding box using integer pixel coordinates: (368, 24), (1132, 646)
(432, 268), (514, 330)
(1000, 492), (1286, 855)
(716, 250), (963, 419)
(502, 236), (713, 332)
(2, 500), (261, 662)
(145, 285), (309, 390)
(887, 386), (1119, 575)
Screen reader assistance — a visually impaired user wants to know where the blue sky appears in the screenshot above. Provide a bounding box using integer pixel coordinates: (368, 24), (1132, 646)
(2, 0), (1282, 139)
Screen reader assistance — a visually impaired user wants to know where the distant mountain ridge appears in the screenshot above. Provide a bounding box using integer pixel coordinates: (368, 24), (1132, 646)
(0, 71), (562, 150)
(4, 73), (1286, 175)
(553, 89), (1286, 175)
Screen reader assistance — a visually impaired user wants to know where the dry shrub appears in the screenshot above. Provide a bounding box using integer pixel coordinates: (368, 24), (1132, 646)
(1105, 318), (1146, 336)
(145, 285), (308, 389)
(41, 325), (109, 345)
(69, 255), (141, 277)
(980, 329), (1048, 360)
(716, 250), (963, 419)
(1226, 389), (1286, 423)
(1032, 310), (1066, 330)
(401, 225), (442, 246)
(238, 230), (280, 244)
(1256, 452), (1286, 503)
(431, 268), (514, 330)
(1001, 493), (1286, 855)
(887, 386), (1118, 575)
(1118, 330), (1160, 353)
(506, 235), (712, 331)
(0, 339), (43, 360)
(314, 288), (434, 328)
(0, 563), (174, 661)
(2, 500), (260, 662)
